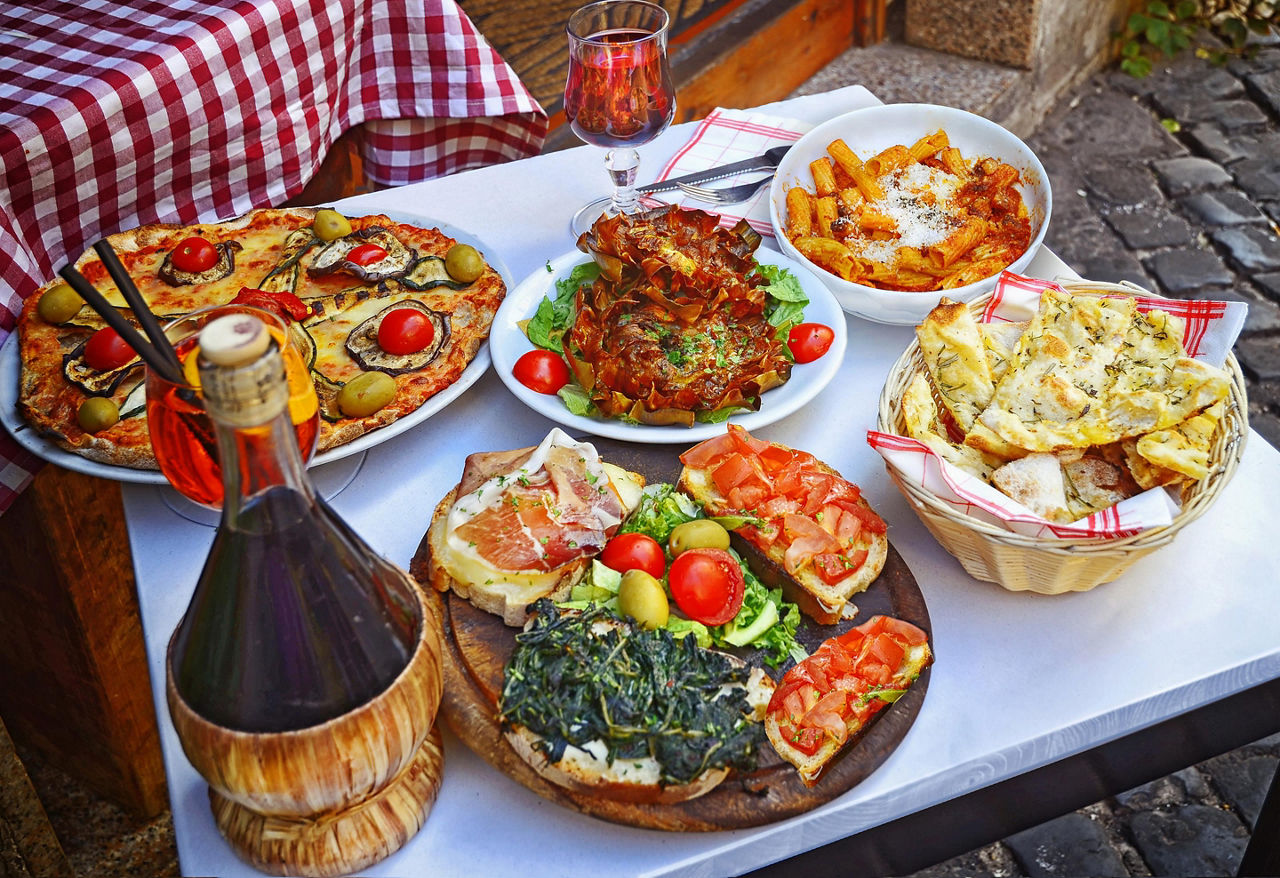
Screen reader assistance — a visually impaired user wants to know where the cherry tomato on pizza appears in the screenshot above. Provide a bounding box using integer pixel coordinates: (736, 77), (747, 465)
(170, 237), (219, 273)
(786, 323), (834, 364)
(347, 243), (389, 266)
(667, 547), (744, 626)
(599, 532), (666, 579)
(512, 350), (569, 395)
(378, 308), (436, 355)
(83, 326), (136, 372)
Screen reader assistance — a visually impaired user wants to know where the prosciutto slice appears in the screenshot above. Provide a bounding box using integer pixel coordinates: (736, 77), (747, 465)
(450, 430), (624, 573)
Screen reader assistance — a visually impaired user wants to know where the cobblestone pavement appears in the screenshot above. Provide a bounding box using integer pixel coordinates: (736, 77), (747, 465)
(905, 43), (1280, 878)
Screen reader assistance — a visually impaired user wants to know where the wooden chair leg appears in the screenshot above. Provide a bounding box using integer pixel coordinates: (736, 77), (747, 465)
(853, 0), (888, 46)
(1238, 757), (1280, 876)
(0, 466), (168, 819)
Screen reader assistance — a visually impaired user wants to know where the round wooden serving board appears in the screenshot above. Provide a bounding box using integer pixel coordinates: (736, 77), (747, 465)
(410, 438), (932, 831)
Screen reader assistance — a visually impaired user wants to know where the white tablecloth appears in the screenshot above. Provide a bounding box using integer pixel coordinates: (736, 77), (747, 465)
(124, 85), (1280, 877)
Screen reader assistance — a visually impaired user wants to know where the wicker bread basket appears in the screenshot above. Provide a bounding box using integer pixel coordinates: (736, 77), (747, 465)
(875, 280), (1249, 594)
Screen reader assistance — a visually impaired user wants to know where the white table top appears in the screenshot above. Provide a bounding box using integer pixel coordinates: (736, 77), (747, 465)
(123, 85), (1280, 877)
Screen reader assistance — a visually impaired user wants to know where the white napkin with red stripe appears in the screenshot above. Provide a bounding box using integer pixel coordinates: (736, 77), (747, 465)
(866, 272), (1248, 540)
(641, 108), (811, 236)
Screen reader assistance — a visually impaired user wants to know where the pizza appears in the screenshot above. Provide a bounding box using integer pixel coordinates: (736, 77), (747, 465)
(16, 207), (506, 469)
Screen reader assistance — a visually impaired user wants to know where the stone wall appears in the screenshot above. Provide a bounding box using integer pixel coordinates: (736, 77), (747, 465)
(905, 0), (1138, 134)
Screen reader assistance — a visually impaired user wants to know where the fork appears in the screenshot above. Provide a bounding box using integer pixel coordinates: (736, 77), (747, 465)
(676, 174), (774, 205)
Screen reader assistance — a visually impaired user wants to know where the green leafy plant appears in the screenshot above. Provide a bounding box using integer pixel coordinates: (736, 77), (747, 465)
(1120, 0), (1279, 76)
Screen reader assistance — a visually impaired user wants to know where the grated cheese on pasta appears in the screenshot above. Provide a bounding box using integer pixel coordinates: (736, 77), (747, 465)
(848, 164), (960, 269)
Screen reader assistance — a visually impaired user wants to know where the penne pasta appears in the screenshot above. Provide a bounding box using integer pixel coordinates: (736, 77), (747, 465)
(786, 187), (813, 239)
(810, 157), (837, 197)
(864, 144), (910, 177)
(784, 128), (1033, 292)
(814, 195), (838, 238)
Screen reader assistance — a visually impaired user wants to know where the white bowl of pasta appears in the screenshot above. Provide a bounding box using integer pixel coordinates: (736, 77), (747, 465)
(768, 103), (1052, 325)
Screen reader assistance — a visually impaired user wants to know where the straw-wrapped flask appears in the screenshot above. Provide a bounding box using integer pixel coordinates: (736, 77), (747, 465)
(165, 313), (443, 876)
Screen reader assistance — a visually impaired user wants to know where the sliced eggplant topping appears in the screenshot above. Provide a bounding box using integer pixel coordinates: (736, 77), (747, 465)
(399, 255), (468, 291)
(286, 322), (318, 371)
(345, 300), (449, 375)
(118, 377), (148, 419)
(159, 241), (242, 286)
(257, 229), (320, 295)
(306, 226), (416, 282)
(311, 370), (347, 423)
(63, 337), (144, 396)
(301, 284), (386, 326)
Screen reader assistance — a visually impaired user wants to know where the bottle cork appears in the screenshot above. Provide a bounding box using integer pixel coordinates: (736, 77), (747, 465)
(197, 314), (288, 427)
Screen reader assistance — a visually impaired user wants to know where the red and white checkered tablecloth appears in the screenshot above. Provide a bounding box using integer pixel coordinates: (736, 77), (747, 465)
(0, 0), (547, 512)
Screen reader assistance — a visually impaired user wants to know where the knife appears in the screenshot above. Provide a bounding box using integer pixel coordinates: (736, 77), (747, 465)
(639, 144), (792, 194)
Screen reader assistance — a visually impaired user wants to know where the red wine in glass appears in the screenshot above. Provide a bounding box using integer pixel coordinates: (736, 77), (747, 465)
(565, 2), (675, 235)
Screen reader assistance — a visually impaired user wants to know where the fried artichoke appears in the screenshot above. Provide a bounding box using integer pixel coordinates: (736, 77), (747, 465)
(567, 207), (791, 426)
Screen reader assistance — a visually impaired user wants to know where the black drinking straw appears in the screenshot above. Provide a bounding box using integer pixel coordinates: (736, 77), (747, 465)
(92, 239), (184, 377)
(56, 263), (186, 385)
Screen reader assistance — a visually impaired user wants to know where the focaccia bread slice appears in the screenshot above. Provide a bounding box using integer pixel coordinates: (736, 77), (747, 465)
(915, 297), (995, 433)
(419, 430), (644, 626)
(979, 292), (1231, 452)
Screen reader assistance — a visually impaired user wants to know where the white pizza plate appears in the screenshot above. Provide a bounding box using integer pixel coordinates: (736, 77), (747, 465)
(489, 245), (847, 444)
(0, 214), (508, 484)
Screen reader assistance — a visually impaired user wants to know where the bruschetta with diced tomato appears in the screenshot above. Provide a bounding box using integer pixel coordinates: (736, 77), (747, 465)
(677, 425), (888, 624)
(765, 614), (932, 786)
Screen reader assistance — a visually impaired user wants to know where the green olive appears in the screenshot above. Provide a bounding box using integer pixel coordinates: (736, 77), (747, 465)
(668, 519), (731, 555)
(617, 569), (669, 630)
(337, 371), (397, 417)
(444, 243), (484, 283)
(37, 283), (84, 324)
(313, 208), (352, 242)
(77, 396), (120, 433)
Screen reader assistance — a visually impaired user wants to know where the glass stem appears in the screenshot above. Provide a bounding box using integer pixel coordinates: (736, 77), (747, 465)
(606, 148), (641, 216)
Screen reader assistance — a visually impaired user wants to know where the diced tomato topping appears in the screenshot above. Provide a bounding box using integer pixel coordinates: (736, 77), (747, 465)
(782, 513), (840, 576)
(679, 431), (736, 467)
(773, 459), (806, 498)
(778, 723), (825, 756)
(711, 453), (756, 494)
(684, 425), (887, 580)
(869, 634), (906, 671)
(813, 552), (854, 584)
(727, 423), (771, 456)
(767, 614), (930, 759)
(845, 500), (888, 535)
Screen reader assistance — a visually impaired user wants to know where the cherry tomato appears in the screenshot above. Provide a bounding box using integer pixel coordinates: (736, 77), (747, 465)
(377, 308), (435, 355)
(170, 237), (219, 273)
(348, 243), (388, 266)
(512, 349), (569, 395)
(599, 532), (666, 579)
(83, 326), (136, 372)
(666, 548), (745, 626)
(787, 323), (835, 364)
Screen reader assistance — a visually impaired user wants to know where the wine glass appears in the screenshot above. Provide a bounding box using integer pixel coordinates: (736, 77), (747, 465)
(145, 304), (320, 508)
(565, 0), (676, 236)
